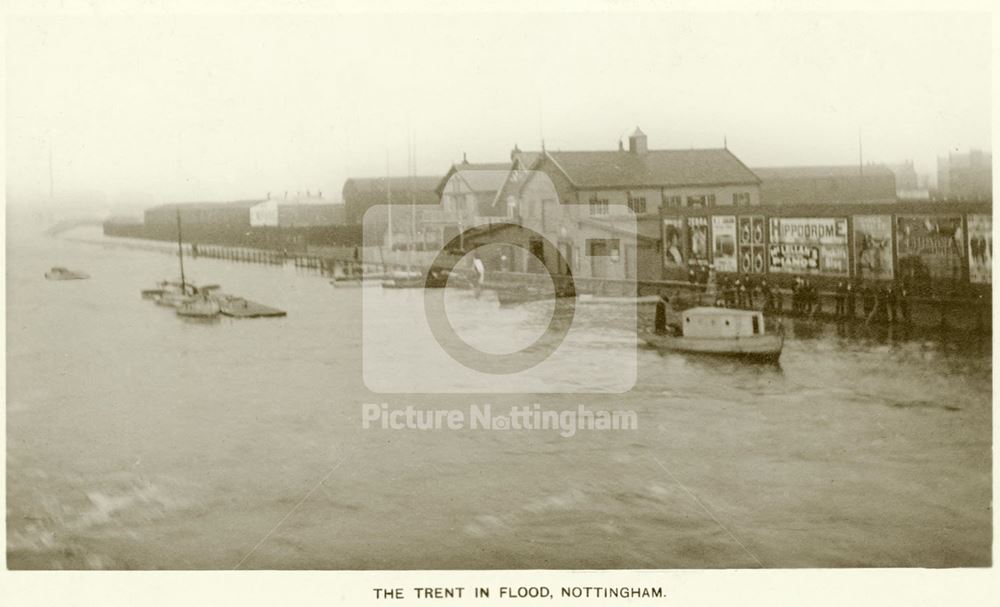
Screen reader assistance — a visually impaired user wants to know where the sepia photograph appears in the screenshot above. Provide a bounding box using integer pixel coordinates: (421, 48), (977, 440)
(2, 1), (995, 604)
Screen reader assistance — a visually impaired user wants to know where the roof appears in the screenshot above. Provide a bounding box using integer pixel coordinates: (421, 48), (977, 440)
(753, 165), (895, 180)
(537, 148), (761, 189)
(578, 216), (661, 241)
(435, 162), (512, 195)
(342, 176), (442, 205)
(512, 151), (542, 168)
(147, 199), (266, 212)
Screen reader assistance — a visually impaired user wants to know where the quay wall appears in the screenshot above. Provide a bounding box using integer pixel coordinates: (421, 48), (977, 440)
(103, 220), (363, 250)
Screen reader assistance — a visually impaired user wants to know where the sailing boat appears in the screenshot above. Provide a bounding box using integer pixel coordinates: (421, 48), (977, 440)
(142, 210), (220, 318)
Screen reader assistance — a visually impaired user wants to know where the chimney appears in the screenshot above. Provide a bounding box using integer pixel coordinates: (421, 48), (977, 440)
(628, 127), (647, 154)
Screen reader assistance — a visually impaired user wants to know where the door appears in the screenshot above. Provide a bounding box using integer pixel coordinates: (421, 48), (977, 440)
(625, 244), (636, 279)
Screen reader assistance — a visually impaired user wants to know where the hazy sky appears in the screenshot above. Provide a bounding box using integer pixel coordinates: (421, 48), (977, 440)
(5, 9), (992, 207)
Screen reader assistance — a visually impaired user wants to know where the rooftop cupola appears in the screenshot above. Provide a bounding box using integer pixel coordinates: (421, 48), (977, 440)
(628, 127), (647, 154)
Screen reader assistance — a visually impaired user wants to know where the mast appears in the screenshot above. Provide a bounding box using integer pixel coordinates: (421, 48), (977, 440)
(176, 209), (187, 292)
(858, 127), (864, 203)
(409, 131), (416, 274)
(48, 140), (54, 202)
(385, 150), (393, 251)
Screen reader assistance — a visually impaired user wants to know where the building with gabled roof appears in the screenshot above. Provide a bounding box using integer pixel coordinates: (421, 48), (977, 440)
(467, 128), (762, 283)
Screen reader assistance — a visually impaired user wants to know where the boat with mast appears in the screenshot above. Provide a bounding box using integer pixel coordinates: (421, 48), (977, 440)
(141, 209), (220, 318)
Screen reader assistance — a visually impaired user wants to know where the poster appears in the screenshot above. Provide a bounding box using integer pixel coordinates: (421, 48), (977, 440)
(768, 217), (849, 275)
(662, 218), (685, 267)
(895, 215), (964, 287)
(686, 216), (709, 266)
(853, 215), (894, 280)
(738, 215), (766, 273)
(966, 214), (991, 284)
(711, 216), (737, 272)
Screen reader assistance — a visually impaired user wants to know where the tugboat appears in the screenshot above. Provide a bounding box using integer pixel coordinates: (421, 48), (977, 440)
(45, 266), (89, 280)
(642, 300), (783, 363)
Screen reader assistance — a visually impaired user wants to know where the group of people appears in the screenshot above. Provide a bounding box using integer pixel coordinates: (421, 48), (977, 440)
(716, 275), (777, 311)
(713, 274), (912, 324)
(833, 280), (911, 324)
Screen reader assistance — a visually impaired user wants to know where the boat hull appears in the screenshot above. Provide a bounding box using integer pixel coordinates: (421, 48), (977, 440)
(578, 294), (661, 305)
(641, 331), (783, 362)
(45, 270), (89, 280)
(495, 288), (575, 306)
(176, 299), (221, 318)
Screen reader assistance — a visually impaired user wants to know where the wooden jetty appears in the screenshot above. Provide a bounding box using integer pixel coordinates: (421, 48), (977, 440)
(213, 293), (287, 318)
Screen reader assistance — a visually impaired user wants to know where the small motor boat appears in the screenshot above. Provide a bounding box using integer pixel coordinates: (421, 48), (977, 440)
(642, 306), (783, 363)
(45, 267), (89, 280)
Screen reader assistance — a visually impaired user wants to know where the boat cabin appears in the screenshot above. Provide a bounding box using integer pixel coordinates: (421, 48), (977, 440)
(681, 307), (766, 339)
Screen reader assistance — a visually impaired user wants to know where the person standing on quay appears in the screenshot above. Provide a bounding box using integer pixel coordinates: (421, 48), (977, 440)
(898, 282), (910, 324)
(791, 277), (801, 314)
(846, 281), (856, 319)
(862, 283), (875, 318)
(886, 284), (897, 323)
(835, 281), (846, 317)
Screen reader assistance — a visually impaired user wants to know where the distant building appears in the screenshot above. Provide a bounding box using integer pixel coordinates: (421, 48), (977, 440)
(753, 165), (897, 205)
(937, 149), (992, 201)
(423, 158), (514, 247)
(519, 128), (762, 215)
(461, 128), (760, 283)
(145, 200), (263, 231)
(250, 200), (279, 227)
(342, 176), (442, 226)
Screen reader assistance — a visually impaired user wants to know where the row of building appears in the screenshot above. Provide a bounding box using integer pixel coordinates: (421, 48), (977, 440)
(340, 129), (990, 295)
(106, 128), (991, 294)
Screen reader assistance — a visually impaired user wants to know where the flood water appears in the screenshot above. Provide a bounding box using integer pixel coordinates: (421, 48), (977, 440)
(6, 225), (992, 569)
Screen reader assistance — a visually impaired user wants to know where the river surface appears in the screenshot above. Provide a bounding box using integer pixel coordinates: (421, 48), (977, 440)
(6, 225), (992, 569)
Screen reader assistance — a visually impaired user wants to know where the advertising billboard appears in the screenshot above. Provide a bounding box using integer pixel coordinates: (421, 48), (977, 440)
(738, 215), (766, 273)
(663, 218), (684, 268)
(686, 216), (709, 266)
(896, 215), (964, 289)
(853, 215), (894, 280)
(711, 216), (737, 272)
(768, 217), (849, 275)
(966, 214), (991, 284)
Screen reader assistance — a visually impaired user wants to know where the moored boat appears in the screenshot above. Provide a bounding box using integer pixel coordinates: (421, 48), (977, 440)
(495, 286), (576, 306)
(176, 295), (221, 318)
(642, 306), (783, 362)
(381, 269), (453, 289)
(45, 266), (89, 280)
(578, 294), (661, 305)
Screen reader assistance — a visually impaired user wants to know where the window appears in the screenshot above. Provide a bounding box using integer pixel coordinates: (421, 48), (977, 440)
(664, 195), (682, 208)
(686, 195), (707, 208)
(708, 194), (716, 206)
(627, 192), (647, 214)
(505, 195), (517, 218)
(589, 195), (609, 215)
(586, 238), (620, 259)
(732, 192), (752, 206)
